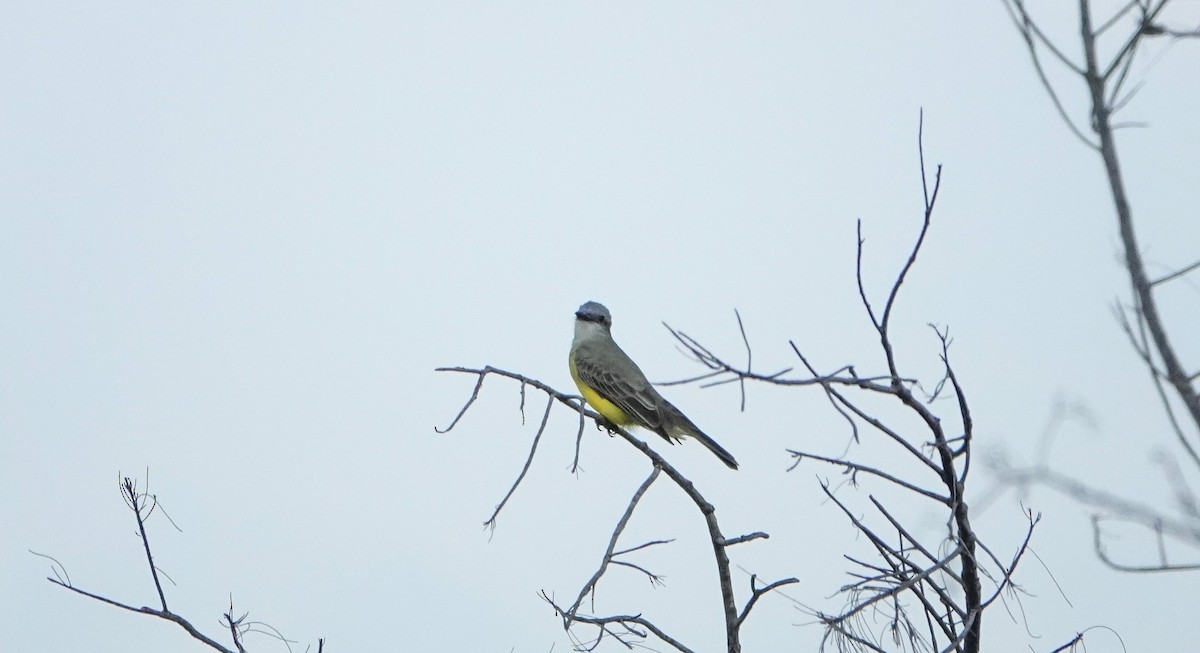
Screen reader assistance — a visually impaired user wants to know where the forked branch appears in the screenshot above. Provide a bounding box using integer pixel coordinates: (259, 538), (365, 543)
(437, 365), (787, 652)
(34, 474), (322, 652)
(663, 116), (1034, 653)
(1000, 0), (1200, 574)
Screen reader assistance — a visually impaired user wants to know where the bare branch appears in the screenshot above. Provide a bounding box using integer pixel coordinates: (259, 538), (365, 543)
(613, 538), (675, 557)
(657, 118), (1019, 652)
(857, 220), (881, 330)
(121, 477), (170, 612)
(788, 449), (950, 503)
(484, 394), (555, 530)
(1115, 304), (1200, 468)
(737, 575), (801, 627)
(1091, 515), (1200, 572)
(1080, 0), (1200, 440)
(1001, 0), (1098, 148)
(566, 466), (662, 621)
(438, 365), (752, 650)
(433, 365), (489, 433)
(1101, 0), (1172, 81)
(723, 532), (770, 547)
(40, 475), (320, 652)
(878, 108), (940, 340)
(996, 461), (1200, 545)
(542, 591), (696, 653)
(1150, 258), (1200, 286)
(1094, 0), (1141, 38)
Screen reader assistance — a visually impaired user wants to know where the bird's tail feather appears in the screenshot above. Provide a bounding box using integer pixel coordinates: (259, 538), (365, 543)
(664, 407), (739, 470)
(693, 430), (739, 470)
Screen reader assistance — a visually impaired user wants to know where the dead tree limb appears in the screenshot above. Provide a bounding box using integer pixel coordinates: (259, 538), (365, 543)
(661, 114), (1037, 653)
(33, 474), (323, 652)
(437, 366), (789, 652)
(1000, 0), (1200, 572)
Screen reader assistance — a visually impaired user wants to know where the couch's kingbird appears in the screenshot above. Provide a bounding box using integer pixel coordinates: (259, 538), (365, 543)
(569, 301), (739, 470)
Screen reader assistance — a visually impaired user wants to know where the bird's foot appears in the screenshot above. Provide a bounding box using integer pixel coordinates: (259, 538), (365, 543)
(596, 416), (620, 436)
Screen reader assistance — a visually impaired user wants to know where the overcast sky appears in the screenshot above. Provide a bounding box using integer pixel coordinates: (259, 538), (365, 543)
(3, 2), (1199, 652)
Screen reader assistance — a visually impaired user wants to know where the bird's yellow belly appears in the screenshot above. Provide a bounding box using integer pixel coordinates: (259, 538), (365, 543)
(570, 356), (633, 425)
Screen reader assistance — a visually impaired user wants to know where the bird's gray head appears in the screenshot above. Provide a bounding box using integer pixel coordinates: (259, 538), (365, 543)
(575, 301), (612, 328)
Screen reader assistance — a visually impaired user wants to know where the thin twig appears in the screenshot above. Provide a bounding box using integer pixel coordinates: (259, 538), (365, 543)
(737, 575), (801, 626)
(484, 394), (555, 530)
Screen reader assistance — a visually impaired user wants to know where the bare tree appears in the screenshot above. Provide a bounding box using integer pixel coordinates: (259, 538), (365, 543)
(436, 364), (797, 653)
(437, 118), (1042, 653)
(998, 0), (1200, 572)
(31, 473), (324, 653)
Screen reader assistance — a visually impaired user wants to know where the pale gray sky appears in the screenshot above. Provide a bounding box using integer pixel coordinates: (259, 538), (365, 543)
(3, 2), (1199, 652)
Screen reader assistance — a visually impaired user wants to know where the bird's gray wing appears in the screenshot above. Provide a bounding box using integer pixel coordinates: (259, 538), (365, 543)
(573, 342), (673, 439)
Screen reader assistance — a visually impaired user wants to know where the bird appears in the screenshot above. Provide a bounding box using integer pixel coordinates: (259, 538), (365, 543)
(568, 300), (739, 470)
